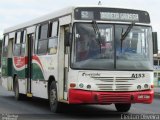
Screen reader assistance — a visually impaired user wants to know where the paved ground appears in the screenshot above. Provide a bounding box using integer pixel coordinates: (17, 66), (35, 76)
(0, 85), (160, 120)
(0, 78), (1, 86)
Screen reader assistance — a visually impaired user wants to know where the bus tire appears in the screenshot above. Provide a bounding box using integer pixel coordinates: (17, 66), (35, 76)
(115, 103), (131, 112)
(49, 81), (63, 113)
(14, 77), (25, 100)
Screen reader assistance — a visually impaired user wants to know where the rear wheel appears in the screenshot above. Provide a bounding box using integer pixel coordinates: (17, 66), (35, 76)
(115, 103), (131, 112)
(14, 76), (25, 100)
(49, 81), (63, 113)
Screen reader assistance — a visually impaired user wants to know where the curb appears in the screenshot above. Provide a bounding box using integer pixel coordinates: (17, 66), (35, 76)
(154, 92), (160, 99)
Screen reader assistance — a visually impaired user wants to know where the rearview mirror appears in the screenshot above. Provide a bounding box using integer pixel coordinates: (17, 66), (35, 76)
(152, 32), (158, 54)
(65, 32), (72, 46)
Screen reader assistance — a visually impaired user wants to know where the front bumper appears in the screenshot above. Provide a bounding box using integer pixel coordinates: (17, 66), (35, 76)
(68, 89), (154, 104)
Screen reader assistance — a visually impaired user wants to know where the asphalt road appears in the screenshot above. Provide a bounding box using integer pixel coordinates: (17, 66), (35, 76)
(0, 86), (160, 120)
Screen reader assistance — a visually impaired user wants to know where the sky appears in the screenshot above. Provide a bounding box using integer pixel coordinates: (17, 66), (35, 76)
(0, 0), (160, 49)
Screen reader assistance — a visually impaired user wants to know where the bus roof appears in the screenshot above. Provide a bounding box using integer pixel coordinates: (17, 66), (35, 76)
(3, 5), (150, 34)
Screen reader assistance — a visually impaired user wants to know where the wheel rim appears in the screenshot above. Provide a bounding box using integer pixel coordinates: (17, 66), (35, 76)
(50, 89), (57, 105)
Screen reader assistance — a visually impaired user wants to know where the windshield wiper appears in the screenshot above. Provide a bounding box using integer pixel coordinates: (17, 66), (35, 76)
(92, 20), (102, 53)
(120, 22), (135, 52)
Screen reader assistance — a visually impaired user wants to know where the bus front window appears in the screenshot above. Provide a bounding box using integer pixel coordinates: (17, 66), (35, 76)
(115, 25), (153, 70)
(71, 23), (153, 70)
(72, 23), (114, 70)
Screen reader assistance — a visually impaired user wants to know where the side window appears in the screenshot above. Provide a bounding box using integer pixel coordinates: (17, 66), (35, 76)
(4, 35), (9, 47)
(21, 30), (26, 56)
(38, 40), (48, 54)
(2, 35), (9, 57)
(16, 32), (21, 44)
(51, 21), (58, 37)
(35, 26), (39, 54)
(40, 24), (48, 39)
(37, 23), (48, 54)
(14, 30), (26, 56)
(48, 21), (58, 54)
(14, 44), (21, 56)
(22, 30), (26, 43)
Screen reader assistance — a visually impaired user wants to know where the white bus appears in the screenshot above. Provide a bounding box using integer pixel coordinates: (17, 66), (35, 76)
(1, 6), (157, 113)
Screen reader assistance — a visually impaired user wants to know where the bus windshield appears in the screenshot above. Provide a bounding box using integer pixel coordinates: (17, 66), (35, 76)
(71, 22), (153, 70)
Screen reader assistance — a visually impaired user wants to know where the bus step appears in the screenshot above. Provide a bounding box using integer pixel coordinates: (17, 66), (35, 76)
(27, 93), (33, 97)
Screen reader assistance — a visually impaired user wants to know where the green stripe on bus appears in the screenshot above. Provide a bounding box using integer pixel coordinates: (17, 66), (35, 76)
(32, 63), (44, 80)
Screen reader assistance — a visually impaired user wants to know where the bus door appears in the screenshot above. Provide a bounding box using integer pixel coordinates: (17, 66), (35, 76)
(59, 15), (71, 100)
(26, 33), (34, 96)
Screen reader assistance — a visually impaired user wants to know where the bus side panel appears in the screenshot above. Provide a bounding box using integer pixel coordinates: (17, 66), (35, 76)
(31, 55), (48, 99)
(7, 58), (13, 91)
(8, 58), (12, 76)
(31, 54), (58, 99)
(12, 56), (27, 94)
(1, 77), (8, 90)
(1, 57), (8, 77)
(1, 57), (13, 91)
(32, 55), (45, 81)
(12, 56), (26, 79)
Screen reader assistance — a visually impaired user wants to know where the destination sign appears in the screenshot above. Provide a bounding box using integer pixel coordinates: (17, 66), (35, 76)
(74, 7), (150, 23)
(100, 12), (139, 21)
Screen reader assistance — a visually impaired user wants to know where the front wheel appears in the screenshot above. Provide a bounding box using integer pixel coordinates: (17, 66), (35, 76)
(115, 103), (131, 112)
(49, 81), (63, 113)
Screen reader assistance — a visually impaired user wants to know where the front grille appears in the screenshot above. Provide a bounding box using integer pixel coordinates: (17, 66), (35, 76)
(93, 77), (114, 82)
(115, 77), (135, 82)
(98, 94), (131, 103)
(92, 76), (135, 91)
(96, 84), (113, 91)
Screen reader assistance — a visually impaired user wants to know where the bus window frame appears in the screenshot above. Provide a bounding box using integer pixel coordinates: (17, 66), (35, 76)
(13, 30), (26, 57)
(48, 20), (59, 55)
(70, 22), (153, 71)
(36, 20), (59, 55)
(37, 22), (49, 55)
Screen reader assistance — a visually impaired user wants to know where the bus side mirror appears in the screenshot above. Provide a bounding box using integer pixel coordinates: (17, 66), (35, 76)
(65, 32), (72, 46)
(152, 32), (158, 54)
